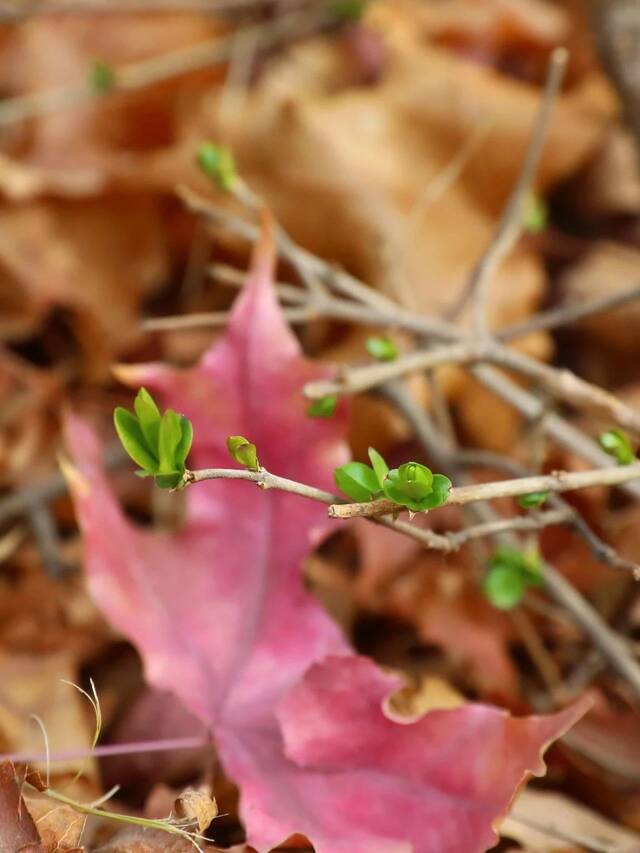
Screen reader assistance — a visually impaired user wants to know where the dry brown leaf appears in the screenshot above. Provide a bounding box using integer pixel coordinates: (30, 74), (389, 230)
(0, 12), (225, 197)
(502, 787), (640, 852)
(559, 241), (640, 356)
(0, 652), (97, 784)
(23, 796), (85, 852)
(93, 826), (206, 853)
(386, 673), (465, 719)
(0, 761), (44, 853)
(0, 196), (168, 373)
(564, 126), (640, 219)
(216, 4), (612, 323)
(351, 519), (520, 699)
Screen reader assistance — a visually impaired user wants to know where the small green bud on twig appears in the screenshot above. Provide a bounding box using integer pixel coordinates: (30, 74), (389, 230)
(90, 60), (117, 93)
(599, 429), (635, 465)
(227, 436), (260, 470)
(307, 395), (338, 418)
(366, 336), (398, 362)
(196, 142), (237, 192)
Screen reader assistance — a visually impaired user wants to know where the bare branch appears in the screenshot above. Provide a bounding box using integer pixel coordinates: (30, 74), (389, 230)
(0, 7), (327, 127)
(446, 47), (568, 331)
(304, 337), (640, 435)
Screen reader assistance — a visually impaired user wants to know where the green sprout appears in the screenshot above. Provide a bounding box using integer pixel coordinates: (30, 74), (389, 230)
(114, 388), (192, 489)
(90, 60), (117, 93)
(366, 336), (398, 362)
(334, 448), (451, 511)
(599, 429), (635, 465)
(518, 491), (548, 509)
(522, 192), (548, 234)
(196, 142), (237, 192)
(382, 463), (451, 512)
(332, 0), (369, 22)
(307, 395), (338, 418)
(227, 436), (260, 470)
(483, 547), (542, 610)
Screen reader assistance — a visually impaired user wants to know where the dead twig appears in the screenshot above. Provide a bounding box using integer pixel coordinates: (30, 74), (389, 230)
(446, 47), (568, 331)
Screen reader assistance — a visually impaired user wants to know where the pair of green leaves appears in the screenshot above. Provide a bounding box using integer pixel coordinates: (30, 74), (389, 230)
(335, 449), (452, 512)
(114, 389), (193, 489)
(483, 547), (542, 610)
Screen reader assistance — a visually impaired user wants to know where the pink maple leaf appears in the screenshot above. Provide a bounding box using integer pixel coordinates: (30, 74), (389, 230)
(66, 217), (589, 853)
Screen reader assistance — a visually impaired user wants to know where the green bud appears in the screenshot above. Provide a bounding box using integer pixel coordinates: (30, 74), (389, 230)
(518, 491), (548, 509)
(366, 336), (398, 362)
(90, 60), (116, 93)
(332, 0), (368, 22)
(483, 547), (542, 610)
(483, 565), (526, 610)
(522, 192), (548, 234)
(196, 142), (237, 192)
(227, 435), (259, 470)
(307, 395), (338, 418)
(599, 429), (635, 465)
(381, 462), (451, 511)
(334, 461), (380, 502)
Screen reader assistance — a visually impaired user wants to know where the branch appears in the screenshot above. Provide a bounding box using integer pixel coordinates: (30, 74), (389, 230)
(0, 6), (327, 126)
(180, 186), (640, 500)
(446, 47), (568, 331)
(304, 338), (640, 435)
(381, 379), (640, 700)
(328, 462), (640, 521)
(443, 508), (572, 550)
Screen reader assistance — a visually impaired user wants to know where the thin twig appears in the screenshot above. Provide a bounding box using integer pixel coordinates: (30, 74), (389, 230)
(444, 509), (572, 550)
(0, 7), (328, 127)
(142, 305), (315, 331)
(446, 47), (568, 331)
(383, 377), (640, 699)
(304, 337), (640, 435)
(501, 282), (640, 340)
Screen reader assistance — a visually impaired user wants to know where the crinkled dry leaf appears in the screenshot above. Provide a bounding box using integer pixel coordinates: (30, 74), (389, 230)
(174, 788), (218, 833)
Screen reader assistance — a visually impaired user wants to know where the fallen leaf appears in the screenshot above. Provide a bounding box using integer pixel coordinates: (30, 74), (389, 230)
(0, 761), (44, 853)
(352, 520), (520, 700)
(502, 787), (640, 852)
(101, 687), (210, 796)
(558, 241), (640, 356)
(0, 652), (97, 783)
(68, 217), (589, 852)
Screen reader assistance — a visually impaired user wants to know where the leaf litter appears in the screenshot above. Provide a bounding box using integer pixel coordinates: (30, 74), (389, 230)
(1, 1), (640, 851)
